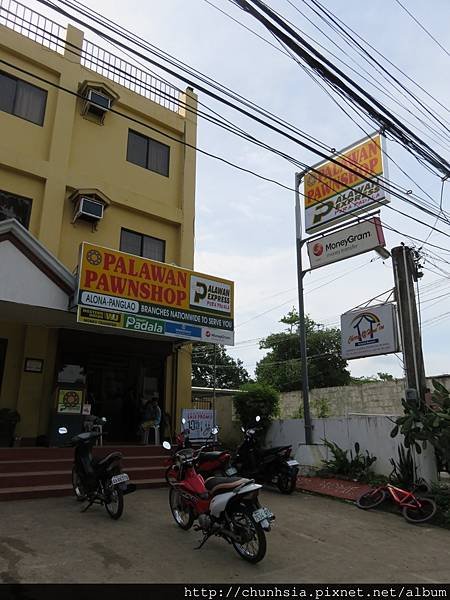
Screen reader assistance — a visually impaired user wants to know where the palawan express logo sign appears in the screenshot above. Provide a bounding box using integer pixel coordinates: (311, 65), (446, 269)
(76, 243), (235, 345)
(304, 134), (389, 234)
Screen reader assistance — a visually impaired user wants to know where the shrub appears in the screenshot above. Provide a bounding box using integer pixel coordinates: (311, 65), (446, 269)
(233, 383), (279, 442)
(320, 439), (377, 481)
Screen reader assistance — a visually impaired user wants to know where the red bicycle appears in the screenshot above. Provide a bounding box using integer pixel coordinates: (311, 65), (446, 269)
(356, 483), (437, 523)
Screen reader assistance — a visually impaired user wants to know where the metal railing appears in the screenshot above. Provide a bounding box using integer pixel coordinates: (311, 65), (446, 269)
(81, 39), (181, 113)
(0, 0), (65, 54)
(0, 0), (182, 113)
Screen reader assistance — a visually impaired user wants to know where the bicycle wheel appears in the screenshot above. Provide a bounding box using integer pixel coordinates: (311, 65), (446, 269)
(356, 488), (388, 510)
(402, 498), (437, 524)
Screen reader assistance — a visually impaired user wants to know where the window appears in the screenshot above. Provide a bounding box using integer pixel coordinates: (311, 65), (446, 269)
(127, 130), (170, 177)
(120, 229), (165, 262)
(0, 72), (47, 125)
(0, 339), (7, 394)
(0, 189), (32, 229)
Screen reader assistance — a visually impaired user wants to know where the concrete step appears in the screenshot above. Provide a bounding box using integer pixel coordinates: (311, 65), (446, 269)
(0, 465), (167, 488)
(0, 455), (169, 473)
(0, 445), (169, 461)
(0, 478), (166, 501)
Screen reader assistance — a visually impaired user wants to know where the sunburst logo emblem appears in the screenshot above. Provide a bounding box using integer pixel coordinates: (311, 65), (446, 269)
(86, 249), (102, 266)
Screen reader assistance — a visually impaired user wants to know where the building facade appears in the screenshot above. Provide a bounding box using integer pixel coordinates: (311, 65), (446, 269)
(0, 6), (199, 444)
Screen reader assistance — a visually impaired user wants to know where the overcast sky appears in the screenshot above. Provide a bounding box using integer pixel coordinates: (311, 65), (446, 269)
(25, 0), (450, 380)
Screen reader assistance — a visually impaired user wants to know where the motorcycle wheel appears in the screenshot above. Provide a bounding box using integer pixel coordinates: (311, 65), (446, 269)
(169, 487), (194, 530)
(104, 482), (124, 520)
(228, 505), (266, 563)
(72, 466), (87, 502)
(277, 471), (297, 494)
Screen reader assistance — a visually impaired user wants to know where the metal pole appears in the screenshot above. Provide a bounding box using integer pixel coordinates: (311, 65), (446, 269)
(212, 343), (217, 429)
(295, 172), (313, 445)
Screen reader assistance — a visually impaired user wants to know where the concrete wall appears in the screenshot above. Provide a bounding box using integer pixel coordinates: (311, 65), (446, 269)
(280, 376), (450, 419)
(266, 416), (437, 482)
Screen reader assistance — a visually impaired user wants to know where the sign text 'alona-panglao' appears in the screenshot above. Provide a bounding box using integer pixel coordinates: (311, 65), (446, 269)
(75, 243), (235, 345)
(304, 134), (389, 234)
(341, 303), (400, 359)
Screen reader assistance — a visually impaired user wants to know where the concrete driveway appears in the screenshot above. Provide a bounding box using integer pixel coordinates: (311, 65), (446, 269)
(0, 488), (449, 583)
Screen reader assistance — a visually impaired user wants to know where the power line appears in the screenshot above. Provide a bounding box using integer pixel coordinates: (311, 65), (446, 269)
(393, 0), (450, 59)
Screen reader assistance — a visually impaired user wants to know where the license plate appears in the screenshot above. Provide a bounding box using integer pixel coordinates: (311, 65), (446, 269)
(253, 507), (273, 523)
(225, 467), (238, 476)
(111, 473), (129, 485)
(286, 460), (299, 467)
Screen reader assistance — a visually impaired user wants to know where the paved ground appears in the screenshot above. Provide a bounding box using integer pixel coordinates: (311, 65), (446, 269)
(0, 488), (449, 583)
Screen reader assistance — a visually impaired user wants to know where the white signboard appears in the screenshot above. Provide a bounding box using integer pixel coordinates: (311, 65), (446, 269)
(307, 217), (385, 270)
(181, 408), (215, 441)
(341, 303), (400, 359)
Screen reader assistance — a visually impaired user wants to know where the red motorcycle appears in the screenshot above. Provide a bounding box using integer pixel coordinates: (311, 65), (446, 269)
(163, 441), (274, 563)
(165, 421), (237, 481)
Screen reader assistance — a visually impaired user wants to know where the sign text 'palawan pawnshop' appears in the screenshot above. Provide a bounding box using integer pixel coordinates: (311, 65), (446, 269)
(307, 217), (385, 270)
(76, 243), (234, 345)
(304, 134), (389, 234)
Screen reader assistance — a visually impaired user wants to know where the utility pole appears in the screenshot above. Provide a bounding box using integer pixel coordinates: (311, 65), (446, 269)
(392, 245), (427, 402)
(295, 172), (313, 444)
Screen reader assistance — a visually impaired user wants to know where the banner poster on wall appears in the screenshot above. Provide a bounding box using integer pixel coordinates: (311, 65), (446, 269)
(304, 133), (389, 234)
(341, 303), (400, 359)
(181, 408), (215, 441)
(75, 243), (234, 345)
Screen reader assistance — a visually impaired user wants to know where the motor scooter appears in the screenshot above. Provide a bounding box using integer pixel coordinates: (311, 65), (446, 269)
(59, 419), (135, 520)
(166, 419), (236, 481)
(163, 440), (274, 563)
(232, 416), (299, 494)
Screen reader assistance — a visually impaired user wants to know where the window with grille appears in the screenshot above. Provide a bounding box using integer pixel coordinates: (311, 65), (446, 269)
(120, 228), (165, 262)
(0, 71), (47, 125)
(0, 189), (32, 229)
(126, 130), (170, 177)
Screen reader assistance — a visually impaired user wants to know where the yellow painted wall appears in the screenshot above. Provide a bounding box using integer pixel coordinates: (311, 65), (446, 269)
(0, 18), (196, 440)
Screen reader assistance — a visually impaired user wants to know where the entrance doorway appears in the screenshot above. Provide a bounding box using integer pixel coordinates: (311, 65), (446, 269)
(56, 330), (171, 442)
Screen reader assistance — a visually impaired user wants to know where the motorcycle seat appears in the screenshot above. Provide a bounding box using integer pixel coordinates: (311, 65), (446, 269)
(199, 451), (224, 460)
(94, 451), (122, 467)
(204, 476), (251, 497)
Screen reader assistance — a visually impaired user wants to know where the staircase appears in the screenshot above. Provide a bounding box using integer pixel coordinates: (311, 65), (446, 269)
(0, 445), (170, 501)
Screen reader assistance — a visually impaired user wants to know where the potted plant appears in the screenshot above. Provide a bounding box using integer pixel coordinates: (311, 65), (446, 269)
(0, 409), (21, 447)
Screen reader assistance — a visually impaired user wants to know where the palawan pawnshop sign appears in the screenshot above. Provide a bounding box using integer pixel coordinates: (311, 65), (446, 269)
(75, 243), (235, 345)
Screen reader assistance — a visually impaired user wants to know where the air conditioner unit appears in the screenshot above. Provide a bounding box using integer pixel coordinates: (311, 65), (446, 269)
(83, 89), (112, 119)
(73, 196), (104, 223)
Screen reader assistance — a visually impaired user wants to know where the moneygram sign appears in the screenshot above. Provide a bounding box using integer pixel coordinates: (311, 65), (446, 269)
(304, 134), (389, 234)
(307, 217), (385, 270)
(76, 243), (234, 345)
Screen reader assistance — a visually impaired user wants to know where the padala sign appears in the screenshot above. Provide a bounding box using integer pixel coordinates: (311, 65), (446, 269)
(76, 243), (234, 344)
(341, 303), (400, 359)
(307, 217), (385, 269)
(304, 134), (389, 234)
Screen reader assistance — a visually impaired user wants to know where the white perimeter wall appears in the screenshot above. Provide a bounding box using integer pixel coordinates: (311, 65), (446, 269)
(266, 416), (437, 482)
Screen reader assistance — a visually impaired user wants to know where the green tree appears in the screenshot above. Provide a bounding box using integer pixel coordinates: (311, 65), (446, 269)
(233, 382), (279, 439)
(191, 343), (249, 389)
(255, 308), (350, 392)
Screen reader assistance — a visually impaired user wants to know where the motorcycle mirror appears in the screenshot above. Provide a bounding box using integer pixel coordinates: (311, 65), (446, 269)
(101, 417), (107, 423)
(211, 426), (219, 435)
(58, 427), (68, 434)
(241, 426), (245, 432)
(163, 441), (171, 450)
(181, 417), (186, 425)
(255, 415), (261, 423)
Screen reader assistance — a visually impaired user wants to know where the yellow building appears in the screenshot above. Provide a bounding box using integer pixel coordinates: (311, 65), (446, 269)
(0, 6), (203, 444)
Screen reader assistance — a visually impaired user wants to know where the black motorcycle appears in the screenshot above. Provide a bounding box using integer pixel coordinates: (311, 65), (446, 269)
(59, 422), (134, 519)
(232, 416), (299, 494)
